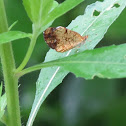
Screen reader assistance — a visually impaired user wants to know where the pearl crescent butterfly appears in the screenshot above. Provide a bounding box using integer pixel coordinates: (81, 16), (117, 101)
(43, 26), (88, 52)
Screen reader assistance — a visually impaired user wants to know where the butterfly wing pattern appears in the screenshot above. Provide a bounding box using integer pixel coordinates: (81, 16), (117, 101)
(43, 26), (88, 52)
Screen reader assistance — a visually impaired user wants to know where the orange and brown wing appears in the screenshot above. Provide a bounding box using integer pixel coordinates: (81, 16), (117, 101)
(43, 26), (88, 52)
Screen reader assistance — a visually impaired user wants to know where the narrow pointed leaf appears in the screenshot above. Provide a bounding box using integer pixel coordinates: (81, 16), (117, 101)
(43, 0), (84, 26)
(45, 44), (126, 79)
(23, 0), (55, 24)
(0, 31), (32, 44)
(0, 84), (6, 120)
(8, 21), (18, 31)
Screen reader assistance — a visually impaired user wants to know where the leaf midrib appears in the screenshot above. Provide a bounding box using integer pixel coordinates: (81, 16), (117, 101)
(49, 60), (126, 66)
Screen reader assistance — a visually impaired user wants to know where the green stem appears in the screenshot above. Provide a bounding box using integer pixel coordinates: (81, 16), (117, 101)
(18, 61), (57, 77)
(0, 1), (21, 126)
(15, 29), (38, 73)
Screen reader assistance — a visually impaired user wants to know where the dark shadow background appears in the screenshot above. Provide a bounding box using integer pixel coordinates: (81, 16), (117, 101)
(0, 0), (126, 126)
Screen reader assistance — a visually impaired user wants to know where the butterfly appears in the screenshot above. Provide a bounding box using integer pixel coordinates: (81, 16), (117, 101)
(43, 26), (88, 52)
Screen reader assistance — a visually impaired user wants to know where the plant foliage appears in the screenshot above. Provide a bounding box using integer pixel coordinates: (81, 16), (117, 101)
(27, 0), (126, 125)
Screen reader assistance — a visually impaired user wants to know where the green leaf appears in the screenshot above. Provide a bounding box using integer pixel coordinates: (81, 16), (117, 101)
(0, 84), (6, 120)
(23, 0), (54, 24)
(52, 1), (58, 10)
(23, 0), (83, 35)
(0, 94), (6, 120)
(0, 31), (32, 44)
(46, 44), (126, 79)
(0, 83), (2, 96)
(27, 0), (126, 125)
(23, 0), (58, 35)
(41, 0), (54, 20)
(42, 0), (84, 26)
(8, 20), (18, 31)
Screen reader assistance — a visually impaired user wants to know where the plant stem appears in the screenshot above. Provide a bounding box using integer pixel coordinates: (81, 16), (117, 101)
(18, 62), (53, 77)
(15, 29), (38, 73)
(0, 1), (21, 126)
(18, 61), (60, 77)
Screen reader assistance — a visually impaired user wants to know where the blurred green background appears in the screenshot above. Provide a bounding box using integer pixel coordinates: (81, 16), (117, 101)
(1, 0), (126, 126)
